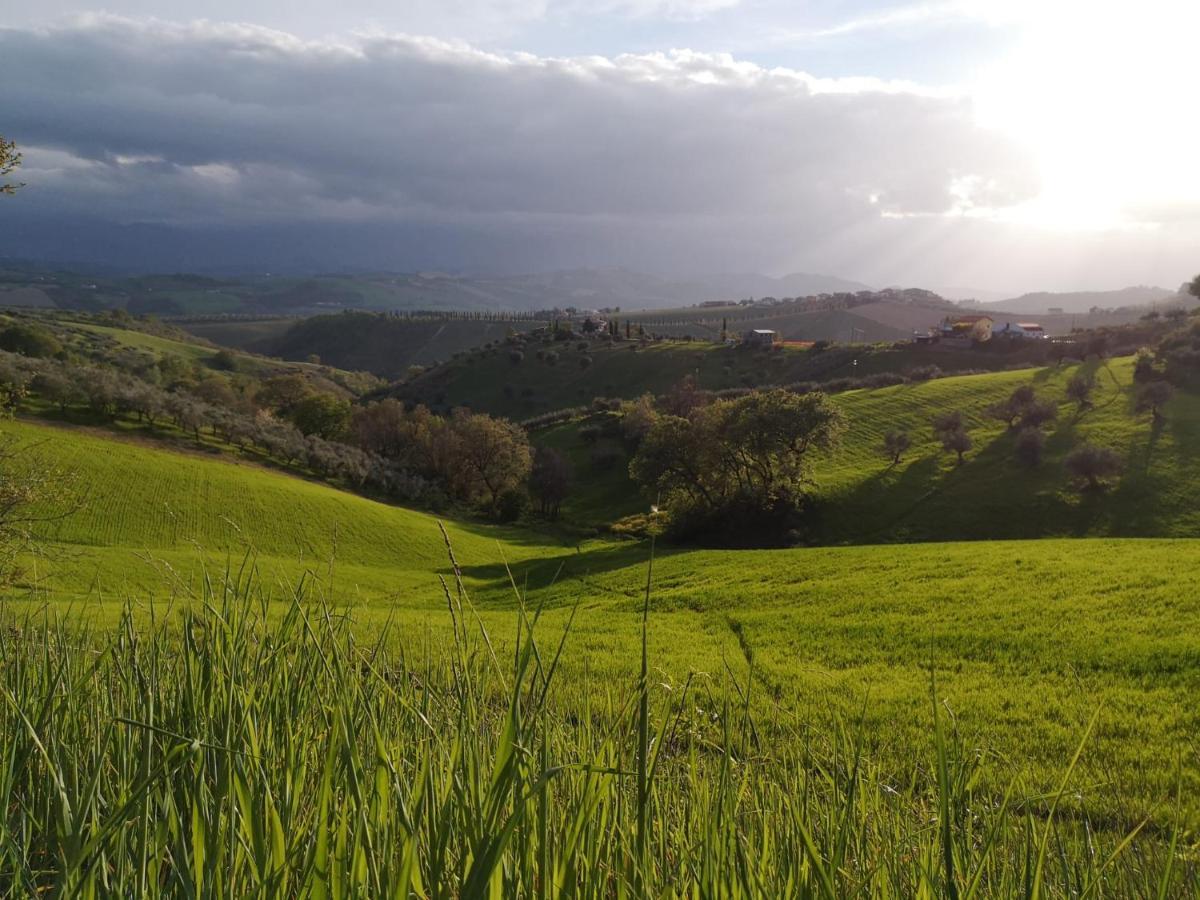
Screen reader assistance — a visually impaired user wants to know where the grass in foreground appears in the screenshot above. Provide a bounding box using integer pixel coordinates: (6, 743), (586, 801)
(1, 551), (1195, 897)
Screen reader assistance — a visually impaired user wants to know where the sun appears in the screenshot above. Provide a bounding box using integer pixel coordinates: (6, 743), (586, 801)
(971, 0), (1200, 231)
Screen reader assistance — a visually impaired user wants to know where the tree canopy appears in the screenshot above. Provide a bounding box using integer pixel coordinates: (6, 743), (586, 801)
(629, 388), (843, 538)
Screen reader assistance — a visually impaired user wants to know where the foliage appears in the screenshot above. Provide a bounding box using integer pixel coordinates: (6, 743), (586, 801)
(1065, 443), (1123, 490)
(290, 393), (352, 440)
(630, 388), (843, 539)
(1065, 372), (1095, 410)
(529, 446), (572, 519)
(0, 134), (21, 194)
(0, 323), (63, 359)
(1136, 380), (1174, 420)
(882, 429), (911, 464)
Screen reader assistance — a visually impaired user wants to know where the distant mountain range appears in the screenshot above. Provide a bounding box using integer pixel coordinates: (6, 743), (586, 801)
(982, 285), (1184, 315)
(0, 261), (870, 315)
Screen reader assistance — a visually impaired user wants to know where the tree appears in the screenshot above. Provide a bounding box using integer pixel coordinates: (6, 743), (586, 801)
(1136, 380), (1174, 421)
(942, 428), (972, 464)
(1014, 427), (1045, 468)
(529, 446), (571, 519)
(1065, 443), (1122, 490)
(1189, 273), (1200, 301)
(1065, 373), (1095, 410)
(350, 399), (410, 458)
(291, 393), (351, 441)
(1133, 348), (1158, 382)
(931, 410), (964, 438)
(1, 135), (21, 195)
(32, 370), (82, 414)
(662, 374), (705, 418)
(986, 385), (1036, 429)
(1018, 399), (1058, 431)
(629, 389), (843, 533)
(256, 373), (311, 414)
(0, 324), (63, 359)
(448, 411), (532, 513)
(882, 429), (911, 465)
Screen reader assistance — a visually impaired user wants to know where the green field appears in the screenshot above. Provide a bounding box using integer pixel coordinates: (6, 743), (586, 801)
(6, 381), (1200, 831)
(4, 354), (1200, 892)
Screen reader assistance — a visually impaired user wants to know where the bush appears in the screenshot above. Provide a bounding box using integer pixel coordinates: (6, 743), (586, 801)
(579, 356), (593, 369)
(495, 488), (530, 523)
(0, 324), (62, 359)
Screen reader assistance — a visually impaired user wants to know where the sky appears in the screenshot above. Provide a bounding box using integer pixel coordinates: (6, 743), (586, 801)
(0, 0), (1197, 294)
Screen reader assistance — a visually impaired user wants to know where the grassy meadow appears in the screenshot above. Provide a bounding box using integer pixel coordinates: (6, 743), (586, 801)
(3, 353), (1200, 893)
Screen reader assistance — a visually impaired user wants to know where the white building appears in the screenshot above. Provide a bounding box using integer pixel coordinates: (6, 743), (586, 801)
(993, 321), (1047, 339)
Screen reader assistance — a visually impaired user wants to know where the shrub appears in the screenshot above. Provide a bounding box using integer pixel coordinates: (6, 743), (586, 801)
(0, 324), (62, 359)
(579, 355), (593, 369)
(495, 487), (530, 522)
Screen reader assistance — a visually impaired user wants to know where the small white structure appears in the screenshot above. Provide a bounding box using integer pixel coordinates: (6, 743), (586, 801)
(993, 321), (1047, 340)
(743, 329), (778, 346)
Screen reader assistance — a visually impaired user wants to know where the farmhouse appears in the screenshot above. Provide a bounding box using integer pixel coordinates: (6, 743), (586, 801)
(993, 321), (1047, 339)
(938, 315), (994, 343)
(743, 329), (778, 346)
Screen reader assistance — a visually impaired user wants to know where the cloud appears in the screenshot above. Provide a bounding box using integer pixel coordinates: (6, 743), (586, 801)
(0, 15), (1054, 279)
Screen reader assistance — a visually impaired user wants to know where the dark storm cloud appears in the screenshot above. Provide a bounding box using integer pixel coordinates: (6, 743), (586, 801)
(1, 16), (1040, 274)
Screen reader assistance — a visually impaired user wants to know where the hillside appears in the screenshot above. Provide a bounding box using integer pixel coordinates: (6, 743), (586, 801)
(525, 356), (1200, 547)
(401, 337), (1058, 419)
(985, 285), (1184, 315)
(5, 415), (1199, 837)
(1, 262), (869, 316)
(8, 419), (570, 604)
(263, 312), (547, 378)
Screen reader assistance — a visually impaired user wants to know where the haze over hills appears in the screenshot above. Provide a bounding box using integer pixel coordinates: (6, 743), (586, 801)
(0, 262), (870, 315)
(982, 285), (1185, 315)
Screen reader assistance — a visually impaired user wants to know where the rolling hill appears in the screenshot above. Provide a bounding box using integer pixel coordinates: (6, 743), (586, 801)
(984, 285), (1184, 314)
(4, 395), (1199, 834)
(1, 262), (869, 316)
